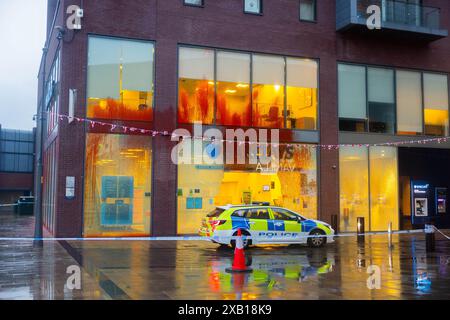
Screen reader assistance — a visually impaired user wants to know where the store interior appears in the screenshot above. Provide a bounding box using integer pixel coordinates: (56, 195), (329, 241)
(399, 147), (450, 229)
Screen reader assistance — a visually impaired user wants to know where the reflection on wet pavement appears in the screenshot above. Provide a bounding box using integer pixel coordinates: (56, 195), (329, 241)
(1, 212), (450, 300)
(0, 213), (105, 300)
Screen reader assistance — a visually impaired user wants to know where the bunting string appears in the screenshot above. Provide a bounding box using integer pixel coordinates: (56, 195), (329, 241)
(52, 112), (450, 150)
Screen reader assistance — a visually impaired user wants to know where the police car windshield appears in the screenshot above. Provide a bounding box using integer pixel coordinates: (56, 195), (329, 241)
(207, 208), (225, 218)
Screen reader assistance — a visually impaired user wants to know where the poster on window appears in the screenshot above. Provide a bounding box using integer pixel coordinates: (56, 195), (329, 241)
(415, 198), (428, 217)
(242, 192), (252, 205)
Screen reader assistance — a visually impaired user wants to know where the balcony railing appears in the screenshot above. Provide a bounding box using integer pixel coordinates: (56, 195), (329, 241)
(336, 0), (448, 41)
(356, 0), (440, 30)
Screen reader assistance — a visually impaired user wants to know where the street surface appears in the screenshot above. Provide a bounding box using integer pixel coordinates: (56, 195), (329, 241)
(0, 212), (449, 300)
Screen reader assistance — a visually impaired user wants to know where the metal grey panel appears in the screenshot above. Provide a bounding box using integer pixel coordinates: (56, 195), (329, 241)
(339, 132), (450, 149)
(291, 130), (319, 144)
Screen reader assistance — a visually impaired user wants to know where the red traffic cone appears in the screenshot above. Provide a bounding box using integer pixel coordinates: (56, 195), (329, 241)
(226, 229), (252, 273)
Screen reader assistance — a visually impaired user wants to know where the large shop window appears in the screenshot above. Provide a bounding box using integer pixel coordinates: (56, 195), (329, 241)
(369, 147), (399, 231)
(178, 47), (215, 124)
(87, 36), (155, 122)
(367, 68), (395, 134)
(339, 147), (370, 232)
(84, 134), (152, 237)
(286, 58), (318, 130)
(216, 51), (251, 126)
(176, 142), (318, 234)
(338, 64), (367, 132)
(177, 46), (319, 130)
(340, 146), (399, 232)
(423, 73), (449, 136)
(396, 70), (423, 135)
(42, 142), (57, 235)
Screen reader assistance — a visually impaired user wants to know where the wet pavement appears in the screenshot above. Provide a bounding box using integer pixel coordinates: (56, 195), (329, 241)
(1, 211), (450, 300)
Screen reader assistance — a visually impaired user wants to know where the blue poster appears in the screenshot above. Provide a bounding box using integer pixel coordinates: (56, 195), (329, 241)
(118, 176), (134, 198)
(101, 176), (134, 199)
(186, 197), (203, 209)
(102, 176), (118, 198)
(101, 201), (133, 226)
(100, 176), (134, 226)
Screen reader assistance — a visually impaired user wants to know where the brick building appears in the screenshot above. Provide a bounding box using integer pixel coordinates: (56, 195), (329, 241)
(37, 0), (450, 237)
(0, 125), (35, 206)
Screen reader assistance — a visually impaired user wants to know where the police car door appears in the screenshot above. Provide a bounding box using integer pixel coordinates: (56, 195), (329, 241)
(269, 208), (302, 243)
(246, 208), (271, 244)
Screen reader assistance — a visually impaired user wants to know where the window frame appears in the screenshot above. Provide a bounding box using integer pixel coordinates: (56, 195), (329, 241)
(183, 0), (204, 8)
(338, 61), (450, 137)
(396, 69), (424, 135)
(247, 208), (271, 220)
(86, 34), (157, 124)
(299, 0), (317, 23)
(269, 207), (302, 221)
(367, 66), (397, 135)
(243, 0), (263, 16)
(422, 72), (450, 137)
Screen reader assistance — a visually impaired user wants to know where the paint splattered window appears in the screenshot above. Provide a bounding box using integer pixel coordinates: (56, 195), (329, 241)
(87, 36), (155, 122)
(84, 134), (152, 237)
(176, 141), (318, 234)
(216, 51), (251, 126)
(178, 46), (319, 130)
(178, 47), (215, 124)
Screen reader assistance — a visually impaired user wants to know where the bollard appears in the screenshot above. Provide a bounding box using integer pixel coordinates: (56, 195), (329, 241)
(425, 224), (435, 253)
(357, 217), (365, 244)
(331, 214), (338, 235)
(388, 221), (394, 249)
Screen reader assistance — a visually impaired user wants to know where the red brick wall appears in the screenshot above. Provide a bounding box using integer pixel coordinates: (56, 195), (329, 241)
(0, 172), (34, 191)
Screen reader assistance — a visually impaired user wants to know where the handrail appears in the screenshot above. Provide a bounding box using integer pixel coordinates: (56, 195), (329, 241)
(356, 0), (441, 29)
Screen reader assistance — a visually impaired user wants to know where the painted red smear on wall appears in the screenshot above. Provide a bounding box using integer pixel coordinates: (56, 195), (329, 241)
(178, 84), (286, 128)
(216, 93), (251, 126)
(89, 98), (153, 122)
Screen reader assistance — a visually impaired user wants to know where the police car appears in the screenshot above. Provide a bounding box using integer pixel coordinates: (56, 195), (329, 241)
(198, 204), (335, 248)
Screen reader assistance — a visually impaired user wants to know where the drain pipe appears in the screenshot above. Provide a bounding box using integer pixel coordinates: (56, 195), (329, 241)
(34, 0), (61, 241)
(34, 45), (48, 242)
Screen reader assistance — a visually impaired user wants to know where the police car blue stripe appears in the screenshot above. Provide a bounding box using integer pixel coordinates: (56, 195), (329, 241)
(231, 217), (250, 231)
(268, 221), (285, 231)
(302, 220), (317, 233)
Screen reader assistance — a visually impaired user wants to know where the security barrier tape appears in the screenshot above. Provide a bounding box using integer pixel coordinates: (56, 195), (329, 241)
(0, 228), (427, 242)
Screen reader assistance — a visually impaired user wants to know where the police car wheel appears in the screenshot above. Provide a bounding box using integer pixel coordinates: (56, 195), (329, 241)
(230, 231), (251, 249)
(307, 230), (326, 248)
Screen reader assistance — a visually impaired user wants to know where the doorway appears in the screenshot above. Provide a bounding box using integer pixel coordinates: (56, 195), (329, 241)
(398, 147), (450, 229)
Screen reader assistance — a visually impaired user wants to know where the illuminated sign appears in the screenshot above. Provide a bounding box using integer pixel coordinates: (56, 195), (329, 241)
(414, 184), (429, 194)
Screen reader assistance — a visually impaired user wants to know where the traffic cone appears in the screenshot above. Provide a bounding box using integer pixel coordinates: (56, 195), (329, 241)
(226, 229), (252, 273)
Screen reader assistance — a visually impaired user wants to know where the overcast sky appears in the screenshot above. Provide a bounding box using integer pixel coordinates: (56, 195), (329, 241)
(0, 0), (47, 130)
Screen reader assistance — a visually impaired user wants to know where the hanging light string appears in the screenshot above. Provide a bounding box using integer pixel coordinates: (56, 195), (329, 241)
(54, 113), (450, 149)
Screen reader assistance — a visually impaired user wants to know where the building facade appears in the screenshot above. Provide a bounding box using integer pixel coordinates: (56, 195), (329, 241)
(0, 125), (35, 205)
(37, 0), (450, 237)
